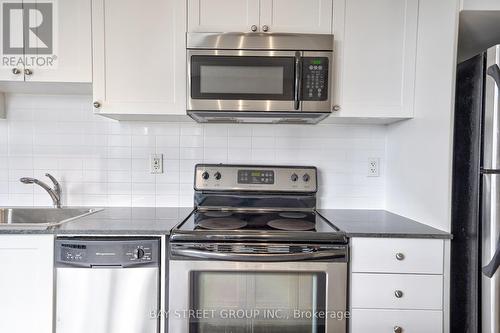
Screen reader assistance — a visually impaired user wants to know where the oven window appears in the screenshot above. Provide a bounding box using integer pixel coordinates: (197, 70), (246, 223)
(191, 56), (295, 100)
(189, 271), (326, 333)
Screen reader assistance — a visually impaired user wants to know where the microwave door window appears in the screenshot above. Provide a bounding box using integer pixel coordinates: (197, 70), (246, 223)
(200, 66), (284, 95)
(191, 56), (295, 100)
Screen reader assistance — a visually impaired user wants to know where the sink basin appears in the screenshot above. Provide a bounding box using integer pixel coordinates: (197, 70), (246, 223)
(0, 208), (102, 229)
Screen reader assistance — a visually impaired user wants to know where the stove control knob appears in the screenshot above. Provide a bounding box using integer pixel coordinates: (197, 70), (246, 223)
(303, 174), (310, 182)
(134, 248), (145, 259)
(214, 172), (222, 180)
(202, 172), (209, 180)
(291, 173), (298, 182)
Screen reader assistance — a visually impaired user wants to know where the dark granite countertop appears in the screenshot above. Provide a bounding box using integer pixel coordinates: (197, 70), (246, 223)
(0, 207), (193, 235)
(318, 209), (452, 239)
(0, 207), (451, 239)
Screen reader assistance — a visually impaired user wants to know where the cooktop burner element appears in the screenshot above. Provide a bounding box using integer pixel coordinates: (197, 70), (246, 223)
(197, 217), (247, 230)
(267, 219), (316, 231)
(170, 164), (347, 244)
(202, 211), (233, 218)
(278, 212), (308, 219)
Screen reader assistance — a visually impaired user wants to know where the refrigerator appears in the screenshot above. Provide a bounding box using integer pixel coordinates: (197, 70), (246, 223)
(452, 45), (500, 333)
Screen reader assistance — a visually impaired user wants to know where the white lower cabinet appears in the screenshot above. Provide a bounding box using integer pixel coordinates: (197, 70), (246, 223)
(351, 273), (443, 310)
(0, 235), (54, 333)
(351, 309), (443, 333)
(349, 237), (447, 333)
(351, 238), (444, 274)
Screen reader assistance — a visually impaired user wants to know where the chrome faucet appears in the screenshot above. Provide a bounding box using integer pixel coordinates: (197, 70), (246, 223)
(20, 173), (62, 208)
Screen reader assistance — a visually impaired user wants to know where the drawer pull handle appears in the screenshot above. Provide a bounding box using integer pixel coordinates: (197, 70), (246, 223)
(394, 290), (404, 298)
(395, 252), (405, 261)
(394, 326), (403, 333)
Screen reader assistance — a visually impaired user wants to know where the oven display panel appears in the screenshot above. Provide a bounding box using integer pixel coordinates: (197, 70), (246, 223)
(238, 170), (275, 184)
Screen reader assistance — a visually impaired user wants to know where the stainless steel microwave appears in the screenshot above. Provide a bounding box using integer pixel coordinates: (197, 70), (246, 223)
(187, 33), (334, 124)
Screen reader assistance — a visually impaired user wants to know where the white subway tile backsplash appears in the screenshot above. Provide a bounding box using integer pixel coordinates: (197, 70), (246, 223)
(131, 170), (156, 183)
(180, 147), (203, 159)
(107, 135), (131, 147)
(0, 94), (387, 208)
(107, 170), (131, 183)
(180, 135), (203, 148)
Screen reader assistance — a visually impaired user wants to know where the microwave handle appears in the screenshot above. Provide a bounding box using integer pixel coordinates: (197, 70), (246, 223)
(294, 51), (302, 110)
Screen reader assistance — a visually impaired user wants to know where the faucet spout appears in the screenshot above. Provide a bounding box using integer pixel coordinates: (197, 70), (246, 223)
(20, 174), (62, 208)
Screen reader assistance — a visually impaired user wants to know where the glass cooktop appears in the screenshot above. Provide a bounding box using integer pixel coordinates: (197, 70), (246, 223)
(171, 209), (347, 243)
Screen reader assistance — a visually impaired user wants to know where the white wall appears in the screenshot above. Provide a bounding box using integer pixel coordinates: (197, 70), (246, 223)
(0, 94), (386, 208)
(385, 0), (460, 232)
(461, 0), (500, 11)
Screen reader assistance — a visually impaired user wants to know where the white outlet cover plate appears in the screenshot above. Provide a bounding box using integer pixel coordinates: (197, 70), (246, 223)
(150, 154), (163, 174)
(367, 158), (380, 177)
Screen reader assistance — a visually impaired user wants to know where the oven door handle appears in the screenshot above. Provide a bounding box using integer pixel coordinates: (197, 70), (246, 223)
(171, 248), (346, 262)
(294, 51), (302, 111)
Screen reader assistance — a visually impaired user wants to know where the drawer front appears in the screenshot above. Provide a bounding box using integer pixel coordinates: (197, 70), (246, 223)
(351, 273), (443, 310)
(351, 238), (444, 274)
(350, 309), (443, 333)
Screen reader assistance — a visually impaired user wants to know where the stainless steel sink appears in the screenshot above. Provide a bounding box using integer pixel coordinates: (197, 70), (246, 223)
(0, 208), (102, 229)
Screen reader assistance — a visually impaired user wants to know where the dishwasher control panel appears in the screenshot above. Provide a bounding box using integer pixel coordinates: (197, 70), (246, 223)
(55, 238), (160, 268)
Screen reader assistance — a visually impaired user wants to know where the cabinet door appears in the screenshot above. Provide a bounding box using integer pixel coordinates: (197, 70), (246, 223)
(188, 0), (260, 33)
(462, 0), (500, 10)
(351, 273), (443, 310)
(351, 238), (444, 274)
(0, 235), (54, 333)
(351, 309), (443, 333)
(260, 0), (333, 34)
(26, 0), (92, 83)
(0, 0), (25, 81)
(92, 0), (186, 115)
(332, 0), (418, 118)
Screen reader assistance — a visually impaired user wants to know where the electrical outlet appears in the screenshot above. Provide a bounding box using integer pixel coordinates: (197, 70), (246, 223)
(367, 158), (380, 177)
(150, 154), (163, 174)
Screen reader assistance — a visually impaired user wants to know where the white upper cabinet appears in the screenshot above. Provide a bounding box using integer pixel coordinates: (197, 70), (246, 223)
(92, 0), (186, 117)
(462, 0), (500, 10)
(332, 0), (419, 119)
(188, 0), (260, 33)
(0, 0), (91, 83)
(260, 0), (333, 33)
(27, 0), (92, 83)
(188, 0), (333, 34)
(0, 0), (24, 81)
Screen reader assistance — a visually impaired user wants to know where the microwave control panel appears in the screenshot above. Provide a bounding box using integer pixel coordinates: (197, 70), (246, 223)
(302, 57), (329, 101)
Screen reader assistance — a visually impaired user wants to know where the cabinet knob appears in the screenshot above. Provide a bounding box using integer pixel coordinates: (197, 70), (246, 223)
(394, 326), (403, 333)
(24, 68), (33, 76)
(395, 252), (405, 261)
(394, 290), (404, 298)
(262, 25), (269, 32)
(332, 105), (341, 112)
(12, 68), (21, 75)
(93, 101), (101, 109)
(251, 25), (258, 32)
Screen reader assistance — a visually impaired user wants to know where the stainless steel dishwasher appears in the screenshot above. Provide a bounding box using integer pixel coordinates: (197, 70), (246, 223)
(55, 238), (160, 333)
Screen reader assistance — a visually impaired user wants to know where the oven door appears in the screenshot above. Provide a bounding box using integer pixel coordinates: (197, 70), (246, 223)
(168, 243), (347, 333)
(188, 50), (299, 112)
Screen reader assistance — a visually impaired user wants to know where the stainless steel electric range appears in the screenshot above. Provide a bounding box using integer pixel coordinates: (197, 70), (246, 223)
(169, 164), (348, 333)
